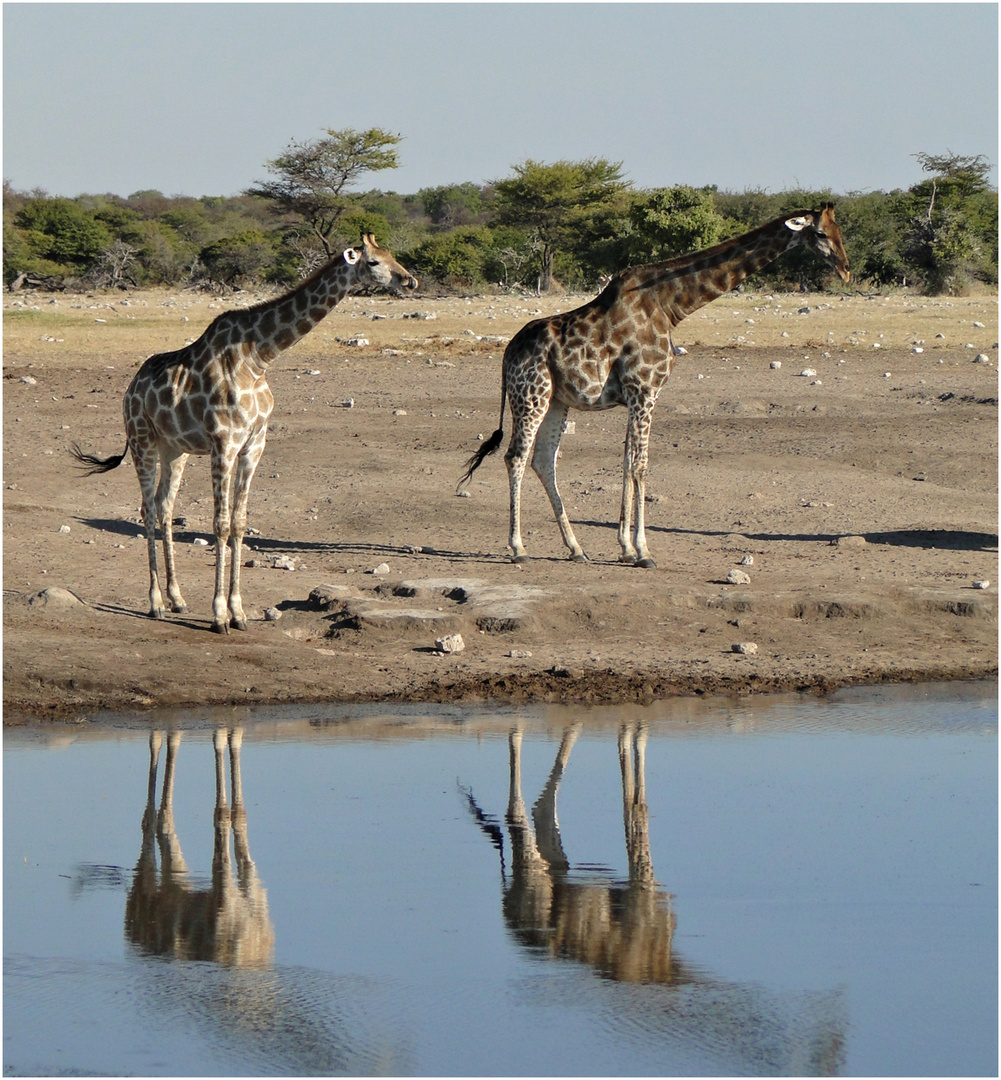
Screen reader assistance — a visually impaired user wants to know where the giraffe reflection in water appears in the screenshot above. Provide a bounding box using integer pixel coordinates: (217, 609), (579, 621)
(465, 722), (847, 1076)
(126, 727), (274, 967)
(501, 723), (684, 984)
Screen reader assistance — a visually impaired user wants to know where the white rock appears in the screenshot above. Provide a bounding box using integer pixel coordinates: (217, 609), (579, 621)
(799, 368), (817, 377)
(740, 554), (754, 566)
(435, 633), (465, 654)
(972, 580), (990, 590)
(726, 568), (751, 585)
(193, 537), (210, 546)
(264, 606), (282, 621)
(913, 347), (923, 354)
(57, 524), (71, 533)
(19, 375), (37, 385)
(973, 353), (991, 364)
(562, 420), (576, 434)
(732, 642), (758, 655)
(770, 360), (781, 369)
(340, 398), (355, 408)
(393, 409), (407, 416)
(368, 562), (391, 576)
(508, 649), (532, 658)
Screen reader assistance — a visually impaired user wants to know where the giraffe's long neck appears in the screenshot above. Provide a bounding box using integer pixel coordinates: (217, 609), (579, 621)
(202, 257), (357, 364)
(626, 219), (798, 326)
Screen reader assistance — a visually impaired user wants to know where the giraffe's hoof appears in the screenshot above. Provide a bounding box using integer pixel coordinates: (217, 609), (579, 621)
(511, 554), (531, 565)
(570, 551), (589, 563)
(150, 608), (167, 621)
(211, 621), (230, 635)
(636, 557), (658, 569)
(171, 603), (188, 614)
(619, 554), (637, 566)
(230, 617), (248, 632)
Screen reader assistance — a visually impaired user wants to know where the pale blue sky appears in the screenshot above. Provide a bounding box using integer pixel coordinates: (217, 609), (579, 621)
(3, 2), (997, 199)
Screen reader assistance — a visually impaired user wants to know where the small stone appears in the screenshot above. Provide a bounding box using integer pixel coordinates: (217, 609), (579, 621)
(799, 368), (817, 377)
(973, 353), (991, 364)
(562, 420), (576, 435)
(508, 649), (532, 658)
(770, 360), (781, 369)
(367, 562), (391, 576)
(57, 524), (71, 533)
(393, 409), (407, 416)
(193, 537), (210, 546)
(270, 554), (297, 570)
(912, 347), (923, 354)
(726, 568), (751, 585)
(740, 554), (754, 566)
(674, 346), (687, 356)
(19, 375), (37, 385)
(972, 580), (990, 590)
(340, 398), (355, 408)
(732, 642), (758, 655)
(435, 633), (465, 654)
(264, 607), (282, 621)
(833, 535), (867, 548)
(457, 490), (470, 498)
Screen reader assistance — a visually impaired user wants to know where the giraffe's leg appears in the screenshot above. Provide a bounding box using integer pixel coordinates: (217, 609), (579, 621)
(504, 372), (550, 563)
(226, 433), (265, 631)
(618, 396), (658, 568)
(209, 451), (235, 634)
(618, 436), (639, 566)
(132, 440), (168, 619)
(630, 405), (657, 568)
(156, 451), (189, 613)
(531, 405), (587, 562)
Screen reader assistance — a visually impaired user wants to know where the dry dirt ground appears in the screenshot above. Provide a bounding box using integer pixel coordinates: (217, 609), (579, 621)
(3, 284), (998, 723)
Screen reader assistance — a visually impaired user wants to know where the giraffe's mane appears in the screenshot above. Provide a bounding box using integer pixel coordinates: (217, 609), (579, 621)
(622, 209), (819, 285)
(238, 249), (353, 318)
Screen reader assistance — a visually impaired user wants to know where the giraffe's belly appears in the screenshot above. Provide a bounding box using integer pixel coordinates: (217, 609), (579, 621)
(554, 351), (672, 411)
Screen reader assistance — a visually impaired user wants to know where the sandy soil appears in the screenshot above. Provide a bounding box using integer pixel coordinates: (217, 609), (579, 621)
(3, 284), (997, 723)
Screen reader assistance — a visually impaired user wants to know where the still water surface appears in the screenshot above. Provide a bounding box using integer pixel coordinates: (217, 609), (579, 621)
(4, 682), (997, 1077)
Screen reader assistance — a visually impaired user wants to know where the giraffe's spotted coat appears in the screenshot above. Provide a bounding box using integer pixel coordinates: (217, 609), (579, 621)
(73, 235), (417, 632)
(459, 207), (849, 566)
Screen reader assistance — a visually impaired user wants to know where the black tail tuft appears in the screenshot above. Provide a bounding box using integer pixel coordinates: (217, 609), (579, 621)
(69, 441), (128, 476)
(456, 428), (504, 493)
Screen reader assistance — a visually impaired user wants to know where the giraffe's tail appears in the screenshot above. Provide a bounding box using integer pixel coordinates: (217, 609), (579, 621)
(456, 427), (505, 493)
(457, 365), (508, 493)
(69, 441), (128, 476)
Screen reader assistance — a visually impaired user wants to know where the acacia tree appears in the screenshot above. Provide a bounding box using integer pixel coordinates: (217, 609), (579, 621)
(904, 151), (996, 293)
(247, 127), (402, 258)
(492, 158), (630, 292)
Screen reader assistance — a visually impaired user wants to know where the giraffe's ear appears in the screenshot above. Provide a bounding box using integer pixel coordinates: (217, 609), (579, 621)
(783, 215), (812, 233)
(343, 247), (361, 265)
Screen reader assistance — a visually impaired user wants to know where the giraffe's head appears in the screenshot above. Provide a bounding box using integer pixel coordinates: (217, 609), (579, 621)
(343, 233), (418, 294)
(783, 204), (851, 283)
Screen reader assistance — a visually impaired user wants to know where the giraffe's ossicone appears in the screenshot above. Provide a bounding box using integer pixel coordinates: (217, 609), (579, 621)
(458, 207), (849, 566)
(71, 235), (417, 633)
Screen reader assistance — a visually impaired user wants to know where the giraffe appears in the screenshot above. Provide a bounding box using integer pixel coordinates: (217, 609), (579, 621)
(457, 206), (850, 566)
(463, 723), (848, 1072)
(465, 722), (682, 983)
(71, 235), (417, 633)
(126, 727), (275, 968)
